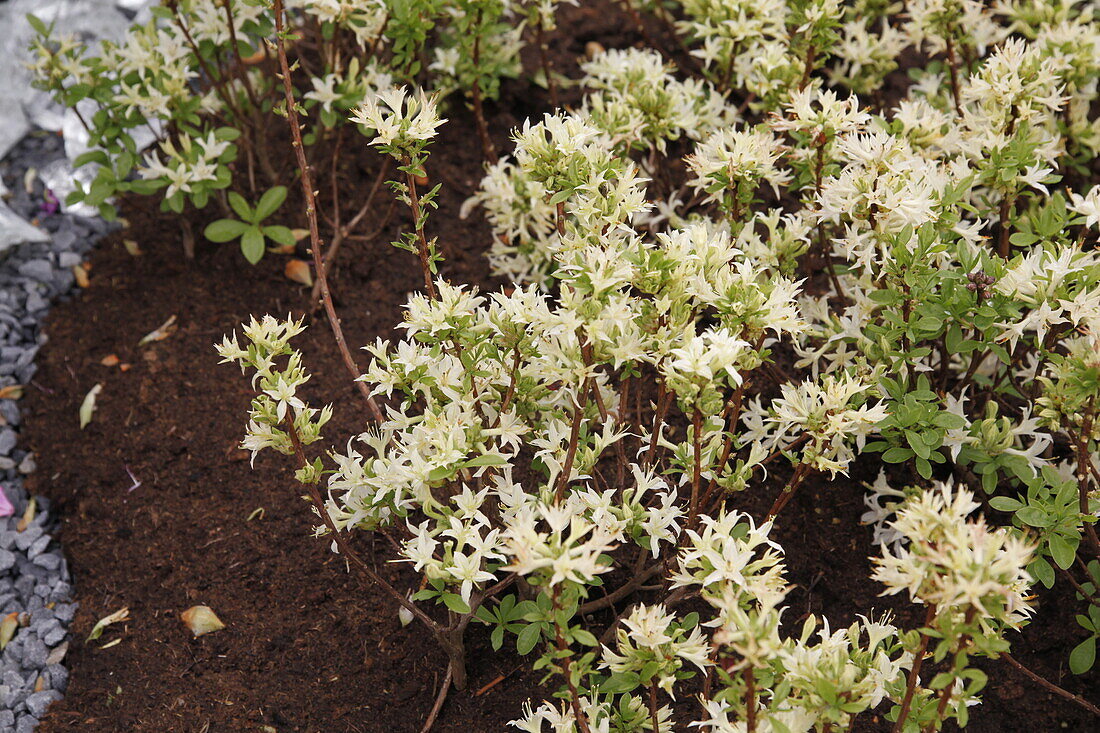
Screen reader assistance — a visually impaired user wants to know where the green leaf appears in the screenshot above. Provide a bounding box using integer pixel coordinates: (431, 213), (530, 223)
(462, 454), (508, 468)
(254, 185), (287, 221)
(516, 623), (541, 655)
(442, 593), (470, 614)
(1016, 506), (1052, 528)
(241, 227), (265, 264)
(988, 496), (1023, 512)
(932, 412), (967, 430)
(490, 626), (504, 651)
(601, 671), (641, 694)
(263, 225), (297, 247)
(1030, 556), (1055, 588)
(882, 447), (912, 463)
(26, 13), (49, 36)
(1049, 535), (1078, 570)
(228, 191), (253, 221)
(573, 629), (598, 646)
(1069, 636), (1096, 674)
(204, 219), (250, 243)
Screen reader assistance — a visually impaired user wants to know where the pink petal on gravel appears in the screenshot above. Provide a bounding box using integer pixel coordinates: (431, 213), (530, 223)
(0, 489), (12, 518)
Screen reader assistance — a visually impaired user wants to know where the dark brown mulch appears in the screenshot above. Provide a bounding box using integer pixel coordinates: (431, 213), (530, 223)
(18, 4), (1100, 731)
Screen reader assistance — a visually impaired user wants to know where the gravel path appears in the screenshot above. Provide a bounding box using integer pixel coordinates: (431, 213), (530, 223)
(0, 132), (114, 732)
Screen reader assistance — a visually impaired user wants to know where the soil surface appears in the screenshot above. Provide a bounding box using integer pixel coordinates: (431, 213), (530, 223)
(18, 3), (1100, 731)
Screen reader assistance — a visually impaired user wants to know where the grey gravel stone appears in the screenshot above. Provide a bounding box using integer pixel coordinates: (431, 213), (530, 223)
(0, 549), (14, 573)
(16, 715), (38, 733)
(13, 527), (41, 552)
(25, 690), (60, 718)
(15, 260), (53, 283)
(20, 636), (47, 670)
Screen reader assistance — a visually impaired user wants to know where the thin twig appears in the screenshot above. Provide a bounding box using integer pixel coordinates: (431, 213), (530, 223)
(419, 663), (453, 733)
(271, 0), (383, 422)
(1002, 653), (1100, 717)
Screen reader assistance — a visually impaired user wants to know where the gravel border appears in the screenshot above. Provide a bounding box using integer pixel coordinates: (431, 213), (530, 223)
(0, 131), (114, 731)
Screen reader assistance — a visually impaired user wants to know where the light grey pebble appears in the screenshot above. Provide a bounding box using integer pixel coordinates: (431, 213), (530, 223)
(0, 710), (13, 728)
(21, 636), (47, 670)
(26, 535), (50, 560)
(32, 553), (60, 571)
(16, 714), (38, 733)
(13, 527), (42, 552)
(16, 260), (53, 283)
(45, 664), (68, 693)
(0, 427), (16, 455)
(57, 251), (81, 269)
(25, 690), (61, 718)
(52, 604), (75, 624)
(0, 549), (14, 573)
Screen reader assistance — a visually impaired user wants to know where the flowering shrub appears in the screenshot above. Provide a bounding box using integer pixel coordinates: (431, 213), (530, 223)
(26, 0), (535, 261)
(221, 0), (1100, 729)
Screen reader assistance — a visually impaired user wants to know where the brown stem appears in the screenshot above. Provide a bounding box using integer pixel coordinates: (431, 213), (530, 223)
(893, 605), (937, 733)
(272, 0), (384, 423)
(765, 462), (812, 521)
(551, 587), (592, 733)
(555, 385), (590, 502)
(220, 0), (260, 110)
(419, 663), (453, 733)
(577, 562), (665, 615)
(1060, 567), (1100, 609)
(1002, 653), (1100, 717)
(402, 157), (440, 298)
(469, 9), (496, 162)
(646, 380), (673, 467)
(689, 407), (703, 522)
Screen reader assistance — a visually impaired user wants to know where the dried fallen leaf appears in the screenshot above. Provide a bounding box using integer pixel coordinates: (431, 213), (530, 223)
(16, 498), (35, 532)
(46, 641), (68, 665)
(284, 259), (313, 287)
(0, 612), (18, 650)
(119, 363), (132, 372)
(100, 354), (120, 367)
(138, 315), (178, 346)
(80, 384), (103, 429)
(181, 606), (225, 637)
(0, 385), (23, 400)
(290, 228), (309, 242)
(99, 638), (122, 650)
(122, 239), (142, 256)
(86, 607), (130, 643)
(585, 41), (605, 60)
(73, 265), (89, 288)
